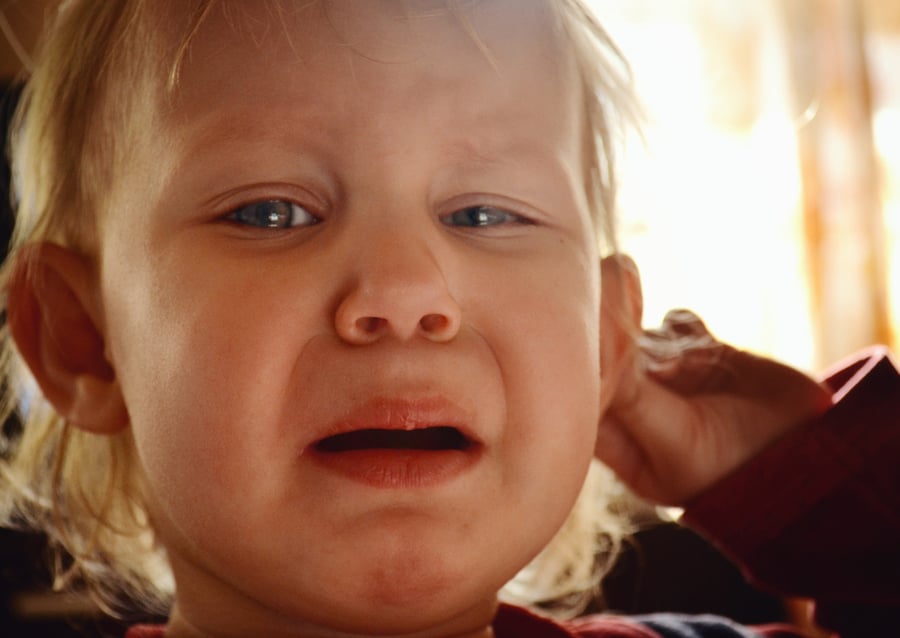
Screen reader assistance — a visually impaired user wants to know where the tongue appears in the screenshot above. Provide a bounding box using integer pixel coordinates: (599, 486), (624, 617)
(315, 427), (468, 452)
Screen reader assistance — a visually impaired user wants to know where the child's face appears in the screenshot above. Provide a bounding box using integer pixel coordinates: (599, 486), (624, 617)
(97, 0), (601, 634)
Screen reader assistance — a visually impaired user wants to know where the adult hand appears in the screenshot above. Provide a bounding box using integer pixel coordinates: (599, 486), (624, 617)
(596, 256), (832, 505)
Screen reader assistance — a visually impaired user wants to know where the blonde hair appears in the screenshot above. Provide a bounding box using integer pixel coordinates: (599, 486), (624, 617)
(0, 0), (638, 619)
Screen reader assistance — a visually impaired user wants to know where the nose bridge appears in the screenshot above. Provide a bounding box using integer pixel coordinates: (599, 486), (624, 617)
(334, 217), (461, 344)
(361, 227), (444, 300)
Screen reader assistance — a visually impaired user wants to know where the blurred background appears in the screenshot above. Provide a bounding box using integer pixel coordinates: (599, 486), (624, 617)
(594, 0), (898, 372)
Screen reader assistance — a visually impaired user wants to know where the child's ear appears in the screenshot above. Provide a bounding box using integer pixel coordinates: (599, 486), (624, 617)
(598, 254), (643, 416)
(6, 242), (128, 434)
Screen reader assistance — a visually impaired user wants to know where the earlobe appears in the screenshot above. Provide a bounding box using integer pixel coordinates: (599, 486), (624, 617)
(6, 242), (128, 434)
(598, 254), (643, 415)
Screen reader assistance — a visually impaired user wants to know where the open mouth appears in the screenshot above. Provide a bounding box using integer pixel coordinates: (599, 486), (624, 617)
(309, 425), (481, 488)
(314, 426), (473, 453)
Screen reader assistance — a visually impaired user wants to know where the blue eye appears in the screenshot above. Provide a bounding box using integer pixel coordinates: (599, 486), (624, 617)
(441, 206), (522, 228)
(227, 200), (319, 229)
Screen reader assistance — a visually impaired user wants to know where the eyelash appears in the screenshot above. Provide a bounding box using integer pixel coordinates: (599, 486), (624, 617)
(440, 205), (531, 229)
(223, 200), (532, 232)
(225, 200), (320, 229)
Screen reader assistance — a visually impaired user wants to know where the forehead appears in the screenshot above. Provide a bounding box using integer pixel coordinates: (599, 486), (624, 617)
(173, 0), (568, 84)
(162, 0), (581, 151)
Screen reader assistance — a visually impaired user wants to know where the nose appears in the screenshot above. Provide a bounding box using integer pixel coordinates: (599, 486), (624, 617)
(334, 237), (462, 345)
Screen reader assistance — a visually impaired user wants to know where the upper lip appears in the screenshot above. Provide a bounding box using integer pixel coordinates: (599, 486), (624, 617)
(309, 396), (480, 451)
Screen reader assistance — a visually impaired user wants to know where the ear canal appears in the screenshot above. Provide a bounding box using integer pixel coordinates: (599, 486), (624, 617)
(6, 242), (129, 434)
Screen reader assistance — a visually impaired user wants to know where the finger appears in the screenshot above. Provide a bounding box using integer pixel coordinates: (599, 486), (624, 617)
(602, 376), (709, 502)
(642, 340), (741, 395)
(640, 308), (717, 367)
(661, 308), (713, 339)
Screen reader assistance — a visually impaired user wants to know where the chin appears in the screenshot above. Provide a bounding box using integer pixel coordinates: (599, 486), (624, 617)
(319, 550), (503, 636)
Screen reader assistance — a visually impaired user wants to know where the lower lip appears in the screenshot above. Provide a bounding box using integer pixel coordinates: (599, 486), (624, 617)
(309, 448), (481, 489)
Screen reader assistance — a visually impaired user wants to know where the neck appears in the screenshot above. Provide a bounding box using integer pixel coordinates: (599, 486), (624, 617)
(163, 601), (498, 638)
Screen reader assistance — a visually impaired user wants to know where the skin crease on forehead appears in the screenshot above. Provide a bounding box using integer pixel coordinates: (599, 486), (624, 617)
(95, 1), (601, 636)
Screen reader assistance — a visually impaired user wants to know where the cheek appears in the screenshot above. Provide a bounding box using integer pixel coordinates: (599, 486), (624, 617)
(474, 245), (601, 492)
(101, 245), (312, 499)
(492, 240), (600, 405)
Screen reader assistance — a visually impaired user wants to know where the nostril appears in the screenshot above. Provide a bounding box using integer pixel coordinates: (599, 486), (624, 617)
(356, 317), (386, 334)
(419, 313), (450, 333)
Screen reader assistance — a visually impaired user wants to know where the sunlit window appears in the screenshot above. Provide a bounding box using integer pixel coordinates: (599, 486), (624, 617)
(594, 0), (897, 371)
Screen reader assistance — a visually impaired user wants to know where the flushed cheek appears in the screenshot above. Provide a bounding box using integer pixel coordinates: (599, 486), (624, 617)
(102, 250), (305, 498)
(117, 307), (314, 570)
(487, 248), (599, 388)
(474, 259), (600, 484)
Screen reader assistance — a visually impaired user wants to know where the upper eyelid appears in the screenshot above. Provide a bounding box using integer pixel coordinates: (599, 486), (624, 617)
(439, 190), (520, 209)
(438, 197), (544, 225)
(442, 205), (527, 222)
(224, 197), (315, 215)
(206, 185), (546, 226)
(222, 200), (322, 232)
(205, 182), (329, 217)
